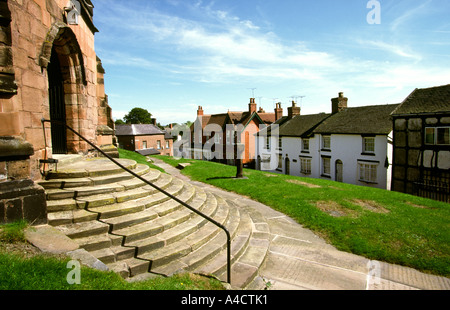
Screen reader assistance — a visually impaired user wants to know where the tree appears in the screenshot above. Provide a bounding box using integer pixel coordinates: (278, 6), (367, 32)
(115, 119), (125, 125)
(123, 108), (153, 124)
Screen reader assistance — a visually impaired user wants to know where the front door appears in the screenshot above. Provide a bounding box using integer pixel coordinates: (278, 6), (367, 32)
(336, 160), (343, 182)
(47, 50), (67, 154)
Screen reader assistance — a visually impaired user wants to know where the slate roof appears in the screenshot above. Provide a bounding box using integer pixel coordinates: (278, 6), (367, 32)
(391, 84), (450, 115)
(279, 113), (331, 137)
(313, 104), (399, 135)
(115, 124), (165, 136)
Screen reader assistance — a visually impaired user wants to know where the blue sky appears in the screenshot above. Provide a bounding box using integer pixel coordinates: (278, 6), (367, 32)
(93, 0), (450, 125)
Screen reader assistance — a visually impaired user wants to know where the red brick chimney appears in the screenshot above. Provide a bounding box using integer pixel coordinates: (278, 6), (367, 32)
(332, 92), (348, 114)
(197, 106), (204, 116)
(249, 98), (257, 114)
(288, 101), (301, 118)
(275, 102), (283, 120)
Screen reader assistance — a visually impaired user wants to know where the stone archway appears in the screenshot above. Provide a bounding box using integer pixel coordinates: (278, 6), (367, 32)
(39, 22), (88, 154)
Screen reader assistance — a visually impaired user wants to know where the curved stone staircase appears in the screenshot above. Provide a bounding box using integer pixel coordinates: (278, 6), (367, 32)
(38, 156), (270, 288)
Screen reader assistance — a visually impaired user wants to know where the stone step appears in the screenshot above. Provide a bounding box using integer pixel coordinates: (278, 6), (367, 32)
(45, 183), (125, 200)
(205, 201), (270, 289)
(90, 245), (136, 264)
(108, 257), (151, 278)
(88, 178), (185, 220)
(44, 158), (137, 179)
(149, 197), (240, 276)
(45, 172), (173, 213)
(120, 190), (213, 247)
(47, 209), (98, 226)
(128, 192), (222, 257)
(38, 164), (152, 189)
(44, 168), (167, 201)
(102, 183), (197, 231)
(55, 220), (110, 239)
(193, 204), (254, 277)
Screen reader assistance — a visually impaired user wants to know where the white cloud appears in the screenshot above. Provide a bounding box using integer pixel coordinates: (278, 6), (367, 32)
(358, 40), (422, 61)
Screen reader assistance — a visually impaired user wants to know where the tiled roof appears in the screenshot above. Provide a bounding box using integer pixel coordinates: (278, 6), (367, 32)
(257, 112), (276, 124)
(279, 113), (331, 137)
(313, 104), (399, 135)
(391, 84), (450, 115)
(115, 124), (165, 136)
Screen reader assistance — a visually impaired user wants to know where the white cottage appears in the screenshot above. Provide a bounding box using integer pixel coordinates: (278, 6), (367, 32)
(256, 93), (399, 190)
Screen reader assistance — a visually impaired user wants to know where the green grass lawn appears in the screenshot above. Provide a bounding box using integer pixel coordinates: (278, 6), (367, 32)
(151, 155), (450, 277)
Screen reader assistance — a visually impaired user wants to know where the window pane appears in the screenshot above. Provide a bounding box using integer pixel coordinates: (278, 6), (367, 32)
(363, 137), (375, 152)
(437, 128), (450, 145)
(323, 136), (330, 149)
(303, 139), (309, 151)
(359, 163), (377, 182)
(301, 158), (311, 174)
(425, 128), (435, 144)
(322, 157), (330, 175)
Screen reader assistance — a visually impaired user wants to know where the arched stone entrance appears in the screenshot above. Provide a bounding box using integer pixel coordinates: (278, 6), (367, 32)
(40, 22), (88, 155)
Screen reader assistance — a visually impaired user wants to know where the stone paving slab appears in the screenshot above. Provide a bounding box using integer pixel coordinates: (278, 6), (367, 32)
(25, 225), (79, 254)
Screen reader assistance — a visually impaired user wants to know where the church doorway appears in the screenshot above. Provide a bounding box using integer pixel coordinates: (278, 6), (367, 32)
(47, 48), (67, 154)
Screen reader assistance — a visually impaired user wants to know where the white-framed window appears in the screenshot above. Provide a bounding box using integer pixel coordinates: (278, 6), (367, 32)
(302, 138), (310, 152)
(300, 158), (311, 175)
(278, 137), (282, 150)
(425, 127), (450, 145)
(166, 140), (170, 149)
(362, 136), (375, 153)
(142, 141), (147, 149)
(157, 140), (161, 150)
(278, 154), (282, 169)
(359, 162), (378, 183)
(322, 156), (331, 176)
(322, 135), (331, 150)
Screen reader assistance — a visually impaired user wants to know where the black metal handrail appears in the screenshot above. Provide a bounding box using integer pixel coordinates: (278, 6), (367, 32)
(41, 119), (231, 284)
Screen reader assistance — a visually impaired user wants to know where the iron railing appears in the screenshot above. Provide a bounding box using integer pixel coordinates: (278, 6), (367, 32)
(41, 119), (231, 284)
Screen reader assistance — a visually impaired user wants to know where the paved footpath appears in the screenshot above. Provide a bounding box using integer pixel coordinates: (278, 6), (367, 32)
(151, 158), (450, 290)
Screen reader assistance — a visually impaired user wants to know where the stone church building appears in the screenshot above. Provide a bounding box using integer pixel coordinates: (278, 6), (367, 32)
(0, 0), (115, 224)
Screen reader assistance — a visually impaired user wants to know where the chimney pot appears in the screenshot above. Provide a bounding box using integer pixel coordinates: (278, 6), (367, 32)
(197, 106), (204, 116)
(332, 92), (348, 114)
(275, 102), (283, 120)
(249, 98), (257, 113)
(288, 101), (301, 118)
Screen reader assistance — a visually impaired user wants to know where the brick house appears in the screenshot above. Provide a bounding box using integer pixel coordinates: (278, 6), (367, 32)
(190, 98), (283, 167)
(116, 123), (173, 157)
(391, 84), (450, 202)
(0, 0), (115, 224)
